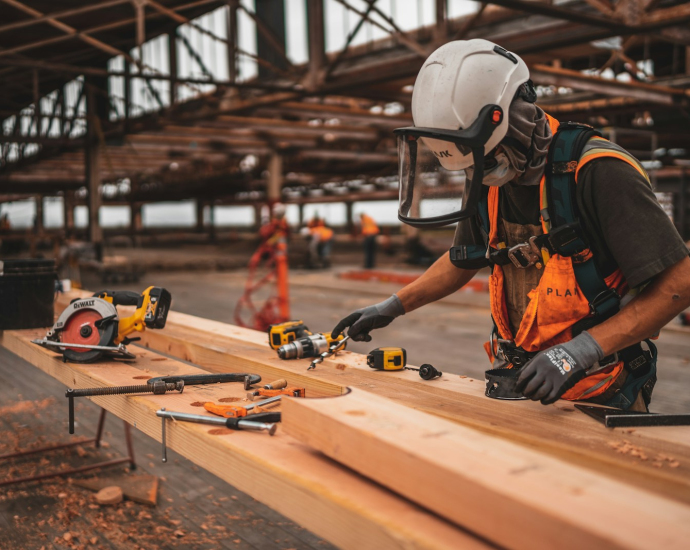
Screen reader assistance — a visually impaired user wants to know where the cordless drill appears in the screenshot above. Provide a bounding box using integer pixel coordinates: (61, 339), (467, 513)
(277, 332), (346, 359)
(267, 320), (311, 350)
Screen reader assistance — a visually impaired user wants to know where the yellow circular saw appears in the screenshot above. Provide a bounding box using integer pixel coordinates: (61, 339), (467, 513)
(33, 286), (171, 363)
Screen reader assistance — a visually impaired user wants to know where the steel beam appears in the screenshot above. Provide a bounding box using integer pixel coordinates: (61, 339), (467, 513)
(0, 0), (131, 34)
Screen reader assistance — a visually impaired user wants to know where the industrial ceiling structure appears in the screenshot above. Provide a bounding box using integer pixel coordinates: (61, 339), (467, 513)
(1, 0), (689, 247)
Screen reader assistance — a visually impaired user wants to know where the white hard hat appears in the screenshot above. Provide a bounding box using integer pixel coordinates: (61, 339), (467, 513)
(411, 39), (531, 171)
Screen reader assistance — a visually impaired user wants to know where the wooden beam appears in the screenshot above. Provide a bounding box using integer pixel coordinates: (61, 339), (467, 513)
(306, 0), (326, 90)
(283, 388), (690, 550)
(267, 152), (283, 202)
(54, 292), (687, 507)
(85, 79), (103, 259)
(531, 63), (690, 105)
(0, 328), (488, 550)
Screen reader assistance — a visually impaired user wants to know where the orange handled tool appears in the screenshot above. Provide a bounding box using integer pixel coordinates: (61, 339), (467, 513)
(247, 386), (305, 401)
(203, 402), (249, 418)
(204, 395), (283, 418)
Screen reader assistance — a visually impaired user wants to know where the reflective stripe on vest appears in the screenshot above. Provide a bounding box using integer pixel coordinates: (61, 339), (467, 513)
(487, 114), (644, 401)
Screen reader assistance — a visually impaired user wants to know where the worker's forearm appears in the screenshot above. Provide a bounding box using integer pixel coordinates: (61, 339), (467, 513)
(589, 256), (690, 356)
(397, 251), (478, 313)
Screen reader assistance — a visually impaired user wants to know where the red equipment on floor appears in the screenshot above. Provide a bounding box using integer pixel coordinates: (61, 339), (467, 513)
(234, 217), (290, 331)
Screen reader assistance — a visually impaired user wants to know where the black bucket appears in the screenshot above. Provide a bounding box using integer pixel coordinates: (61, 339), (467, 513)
(0, 259), (56, 330)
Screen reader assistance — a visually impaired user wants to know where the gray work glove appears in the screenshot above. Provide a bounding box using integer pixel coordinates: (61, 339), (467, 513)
(331, 295), (405, 342)
(515, 331), (604, 405)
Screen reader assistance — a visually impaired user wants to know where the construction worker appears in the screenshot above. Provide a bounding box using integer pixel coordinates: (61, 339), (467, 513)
(314, 218), (334, 268)
(304, 216), (334, 268)
(259, 203), (289, 244)
(359, 212), (380, 269)
(333, 39), (690, 411)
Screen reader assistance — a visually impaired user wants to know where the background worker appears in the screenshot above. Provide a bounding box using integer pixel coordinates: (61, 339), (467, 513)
(259, 203), (289, 246)
(333, 39), (690, 411)
(314, 218), (334, 268)
(304, 216), (334, 268)
(359, 212), (379, 269)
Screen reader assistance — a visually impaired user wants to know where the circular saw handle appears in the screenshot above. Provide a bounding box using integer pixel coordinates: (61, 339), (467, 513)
(94, 290), (142, 307)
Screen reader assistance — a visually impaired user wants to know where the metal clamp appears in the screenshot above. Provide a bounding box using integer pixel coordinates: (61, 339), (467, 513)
(588, 288), (620, 316)
(507, 236), (543, 269)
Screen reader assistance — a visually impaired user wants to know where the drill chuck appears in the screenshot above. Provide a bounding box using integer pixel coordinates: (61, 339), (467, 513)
(278, 334), (330, 359)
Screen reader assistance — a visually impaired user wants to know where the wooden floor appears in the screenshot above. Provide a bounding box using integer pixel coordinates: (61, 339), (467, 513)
(0, 347), (332, 550)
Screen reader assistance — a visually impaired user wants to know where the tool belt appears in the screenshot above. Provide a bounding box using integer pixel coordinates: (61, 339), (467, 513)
(485, 335), (652, 401)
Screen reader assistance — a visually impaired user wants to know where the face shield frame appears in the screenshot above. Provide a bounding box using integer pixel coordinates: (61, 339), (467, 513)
(394, 104), (504, 228)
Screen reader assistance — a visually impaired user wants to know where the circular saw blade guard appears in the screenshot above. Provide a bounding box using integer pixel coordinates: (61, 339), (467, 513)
(55, 298), (119, 362)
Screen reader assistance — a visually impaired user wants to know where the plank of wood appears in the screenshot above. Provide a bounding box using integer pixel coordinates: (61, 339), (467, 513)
(0, 328), (488, 550)
(54, 291), (690, 504)
(139, 325), (690, 503)
(282, 388), (690, 550)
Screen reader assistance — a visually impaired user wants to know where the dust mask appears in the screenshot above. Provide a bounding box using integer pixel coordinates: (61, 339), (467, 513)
(465, 151), (517, 187)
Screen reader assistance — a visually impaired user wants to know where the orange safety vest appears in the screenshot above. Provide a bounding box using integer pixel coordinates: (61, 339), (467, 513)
(360, 214), (380, 236)
(486, 114), (649, 401)
(311, 225), (334, 241)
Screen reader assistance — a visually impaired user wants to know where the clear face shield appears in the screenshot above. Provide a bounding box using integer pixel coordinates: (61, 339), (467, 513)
(395, 104), (504, 228)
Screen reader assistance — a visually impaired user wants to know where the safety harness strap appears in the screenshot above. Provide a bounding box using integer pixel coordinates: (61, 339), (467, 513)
(480, 124), (620, 318)
(546, 122), (621, 318)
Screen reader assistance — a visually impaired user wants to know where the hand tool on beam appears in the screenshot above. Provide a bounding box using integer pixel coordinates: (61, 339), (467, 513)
(247, 379), (305, 400)
(156, 408), (280, 462)
(263, 379), (288, 390)
(575, 405), (690, 427)
(205, 395), (283, 418)
(367, 348), (443, 380)
(66, 373), (262, 434)
(308, 335), (350, 370)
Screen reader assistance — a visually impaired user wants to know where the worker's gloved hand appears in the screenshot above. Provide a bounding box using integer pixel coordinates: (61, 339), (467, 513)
(331, 295), (405, 342)
(515, 331), (604, 405)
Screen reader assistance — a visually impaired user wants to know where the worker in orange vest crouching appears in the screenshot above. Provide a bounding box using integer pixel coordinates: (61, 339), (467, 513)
(332, 40), (690, 412)
(359, 213), (380, 269)
(305, 216), (334, 269)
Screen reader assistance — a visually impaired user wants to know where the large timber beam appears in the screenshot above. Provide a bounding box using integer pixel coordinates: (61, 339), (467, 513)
(0, 327), (488, 550)
(283, 388), (690, 550)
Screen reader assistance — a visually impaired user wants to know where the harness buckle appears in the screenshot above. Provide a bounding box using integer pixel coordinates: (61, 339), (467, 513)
(496, 339), (534, 368)
(547, 222), (586, 256)
(589, 288), (620, 316)
(507, 236), (542, 269)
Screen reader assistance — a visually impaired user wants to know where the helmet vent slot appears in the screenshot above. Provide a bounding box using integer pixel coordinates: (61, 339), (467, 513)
(493, 45), (518, 64)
